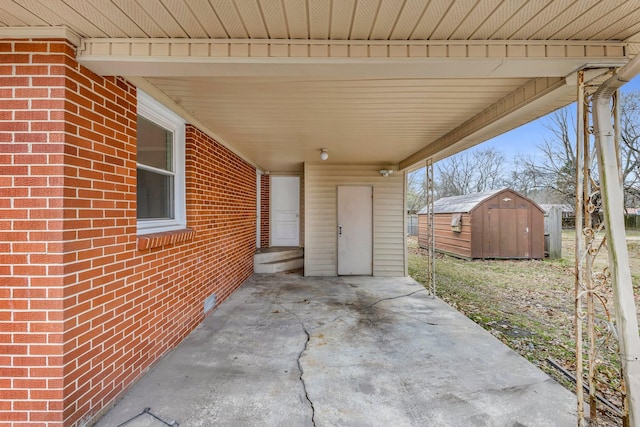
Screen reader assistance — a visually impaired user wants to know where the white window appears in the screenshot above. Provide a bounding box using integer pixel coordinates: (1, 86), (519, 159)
(136, 90), (186, 235)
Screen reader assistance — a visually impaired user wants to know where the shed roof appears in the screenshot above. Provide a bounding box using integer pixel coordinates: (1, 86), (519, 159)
(419, 188), (509, 214)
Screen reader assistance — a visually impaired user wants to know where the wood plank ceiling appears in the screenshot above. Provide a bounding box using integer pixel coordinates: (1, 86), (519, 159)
(2, 0), (640, 171)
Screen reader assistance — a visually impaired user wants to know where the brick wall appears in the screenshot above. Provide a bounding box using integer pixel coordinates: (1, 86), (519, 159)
(1, 38), (70, 426)
(260, 175), (269, 247)
(1, 39), (256, 426)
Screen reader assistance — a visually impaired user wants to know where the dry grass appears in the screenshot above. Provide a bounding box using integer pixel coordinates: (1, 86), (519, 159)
(408, 230), (640, 425)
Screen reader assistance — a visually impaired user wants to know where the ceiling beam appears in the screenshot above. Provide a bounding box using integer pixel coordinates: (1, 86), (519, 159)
(0, 26), (82, 46)
(76, 38), (629, 79)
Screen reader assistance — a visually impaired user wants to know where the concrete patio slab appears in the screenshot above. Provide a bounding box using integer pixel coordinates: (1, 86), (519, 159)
(95, 274), (577, 427)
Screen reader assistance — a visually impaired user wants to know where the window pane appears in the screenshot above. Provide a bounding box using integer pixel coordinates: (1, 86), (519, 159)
(137, 116), (173, 171)
(137, 168), (174, 219)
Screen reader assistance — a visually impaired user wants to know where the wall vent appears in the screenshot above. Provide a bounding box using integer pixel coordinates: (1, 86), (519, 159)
(204, 293), (216, 315)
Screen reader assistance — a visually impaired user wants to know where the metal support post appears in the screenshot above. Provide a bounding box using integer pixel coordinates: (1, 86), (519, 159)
(425, 158), (435, 297)
(593, 76), (640, 427)
(574, 70), (586, 426)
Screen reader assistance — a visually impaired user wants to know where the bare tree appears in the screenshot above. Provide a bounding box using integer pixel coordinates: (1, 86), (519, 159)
(435, 147), (507, 198)
(511, 91), (640, 207)
(505, 162), (545, 198)
(620, 91), (640, 206)
(513, 108), (580, 204)
(474, 147), (508, 192)
(406, 168), (427, 214)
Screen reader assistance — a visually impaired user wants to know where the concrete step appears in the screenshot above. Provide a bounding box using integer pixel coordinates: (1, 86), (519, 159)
(254, 248), (303, 264)
(254, 256), (304, 274)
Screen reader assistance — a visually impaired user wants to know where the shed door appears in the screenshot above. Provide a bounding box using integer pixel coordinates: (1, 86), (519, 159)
(487, 208), (530, 258)
(337, 186), (372, 275)
(516, 209), (530, 257)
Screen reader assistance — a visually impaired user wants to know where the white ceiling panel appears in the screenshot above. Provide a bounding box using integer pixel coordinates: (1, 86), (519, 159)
(389, 0), (429, 40)
(136, 0), (188, 37)
(0, 2), (46, 26)
(1, 0), (639, 171)
(282, 0), (308, 39)
(145, 76), (529, 171)
(350, 0), (380, 40)
(3, 0), (639, 41)
(409, 1), (450, 40)
(111, 0), (169, 37)
(183, 0), (228, 38)
(211, 1), (249, 38)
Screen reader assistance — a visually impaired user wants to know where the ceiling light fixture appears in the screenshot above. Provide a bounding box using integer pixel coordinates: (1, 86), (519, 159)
(379, 169), (394, 177)
(320, 148), (329, 161)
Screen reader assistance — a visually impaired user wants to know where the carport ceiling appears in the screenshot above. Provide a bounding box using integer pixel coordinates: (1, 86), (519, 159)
(2, 0), (640, 172)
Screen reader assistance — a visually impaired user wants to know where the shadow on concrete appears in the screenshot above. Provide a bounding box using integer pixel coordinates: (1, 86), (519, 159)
(95, 274), (576, 427)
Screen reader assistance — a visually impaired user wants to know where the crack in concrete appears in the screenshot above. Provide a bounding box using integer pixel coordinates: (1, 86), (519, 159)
(275, 288), (429, 427)
(364, 288), (428, 310)
(277, 304), (317, 427)
(296, 322), (317, 427)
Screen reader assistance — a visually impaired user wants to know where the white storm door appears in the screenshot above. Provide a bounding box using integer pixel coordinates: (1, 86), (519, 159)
(271, 176), (300, 247)
(337, 186), (373, 276)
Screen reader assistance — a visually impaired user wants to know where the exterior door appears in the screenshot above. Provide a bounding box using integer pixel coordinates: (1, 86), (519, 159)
(487, 208), (530, 258)
(271, 176), (299, 247)
(516, 209), (530, 258)
(337, 186), (372, 275)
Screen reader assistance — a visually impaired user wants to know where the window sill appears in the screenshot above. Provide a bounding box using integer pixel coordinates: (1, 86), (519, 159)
(137, 228), (195, 250)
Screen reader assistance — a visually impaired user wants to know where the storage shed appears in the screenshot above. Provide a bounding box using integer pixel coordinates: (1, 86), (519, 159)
(418, 188), (544, 259)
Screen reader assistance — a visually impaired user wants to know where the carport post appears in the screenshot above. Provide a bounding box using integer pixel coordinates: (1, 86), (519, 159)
(592, 57), (640, 427)
(425, 158), (435, 297)
(574, 70), (585, 426)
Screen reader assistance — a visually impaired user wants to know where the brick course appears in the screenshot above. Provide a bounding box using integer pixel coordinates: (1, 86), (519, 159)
(1, 39), (256, 426)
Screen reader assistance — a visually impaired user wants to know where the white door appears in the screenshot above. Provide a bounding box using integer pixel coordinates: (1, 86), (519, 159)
(271, 176), (300, 247)
(338, 186), (373, 275)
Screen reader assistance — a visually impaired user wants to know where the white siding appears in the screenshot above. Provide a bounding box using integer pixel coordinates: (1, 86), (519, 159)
(304, 164), (405, 277)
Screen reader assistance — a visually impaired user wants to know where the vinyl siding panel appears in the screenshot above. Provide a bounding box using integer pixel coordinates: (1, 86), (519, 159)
(304, 164), (405, 277)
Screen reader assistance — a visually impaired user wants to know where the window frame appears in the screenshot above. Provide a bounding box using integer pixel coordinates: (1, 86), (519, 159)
(136, 90), (186, 235)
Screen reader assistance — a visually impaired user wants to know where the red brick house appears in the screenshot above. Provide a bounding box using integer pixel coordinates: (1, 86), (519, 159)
(1, 1), (639, 425)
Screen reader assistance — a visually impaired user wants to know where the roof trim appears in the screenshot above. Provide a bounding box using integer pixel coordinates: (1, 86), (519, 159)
(419, 188), (543, 214)
(0, 26), (82, 47)
(76, 38), (628, 78)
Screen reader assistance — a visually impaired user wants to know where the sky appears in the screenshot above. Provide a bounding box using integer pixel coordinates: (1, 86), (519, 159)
(476, 75), (640, 163)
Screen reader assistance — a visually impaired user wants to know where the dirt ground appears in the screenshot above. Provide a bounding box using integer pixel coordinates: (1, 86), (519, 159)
(408, 230), (640, 426)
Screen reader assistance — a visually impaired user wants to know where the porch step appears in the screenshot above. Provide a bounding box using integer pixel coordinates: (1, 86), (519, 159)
(254, 248), (303, 264)
(254, 248), (304, 274)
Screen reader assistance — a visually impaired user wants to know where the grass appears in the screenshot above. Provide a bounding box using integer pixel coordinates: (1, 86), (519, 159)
(408, 230), (640, 425)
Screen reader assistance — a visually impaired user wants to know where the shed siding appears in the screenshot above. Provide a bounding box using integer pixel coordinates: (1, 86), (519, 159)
(435, 213), (473, 258)
(417, 214), (429, 248)
(304, 164), (405, 277)
(418, 189), (544, 259)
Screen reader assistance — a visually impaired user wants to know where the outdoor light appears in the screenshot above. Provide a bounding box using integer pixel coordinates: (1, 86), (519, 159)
(320, 148), (329, 161)
(379, 169), (393, 177)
